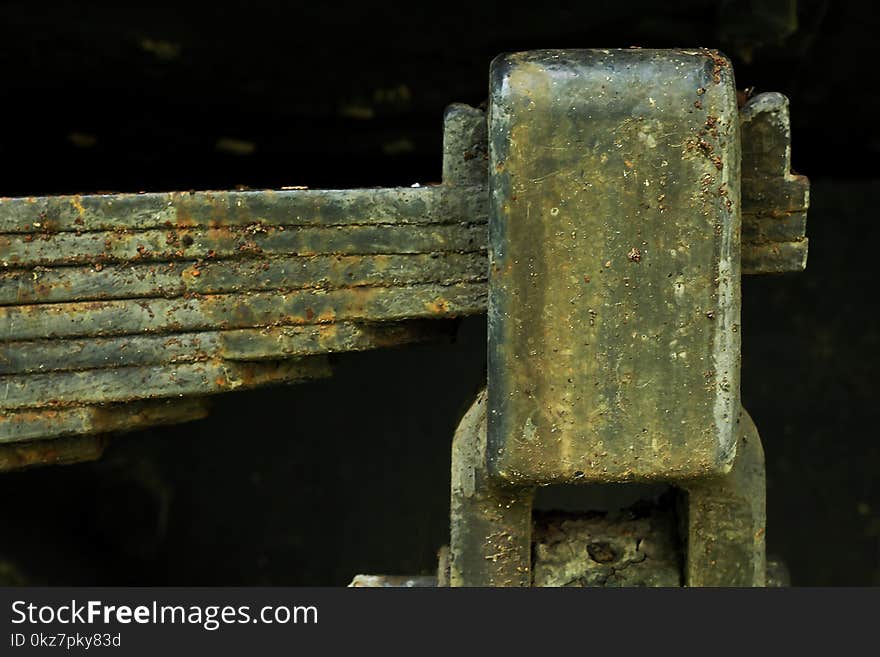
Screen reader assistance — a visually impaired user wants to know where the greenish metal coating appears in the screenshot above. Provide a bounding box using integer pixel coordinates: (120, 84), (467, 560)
(682, 408), (766, 587)
(0, 105), (489, 445)
(0, 331), (218, 374)
(450, 390), (533, 586)
(446, 389), (764, 588)
(446, 104), (532, 586)
(487, 49), (742, 485)
(740, 92), (809, 274)
(0, 66), (795, 590)
(443, 103), (488, 187)
(0, 282), (485, 341)
(1, 223), (486, 268)
(215, 320), (452, 361)
(0, 399), (208, 445)
(0, 186), (486, 234)
(0, 357), (331, 411)
(0, 321), (448, 375)
(1, 253), (486, 305)
(447, 397), (767, 587)
(0, 434), (107, 471)
(532, 507), (682, 587)
(741, 241), (807, 275)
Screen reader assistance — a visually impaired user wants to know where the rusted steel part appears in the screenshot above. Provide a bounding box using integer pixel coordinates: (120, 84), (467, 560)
(531, 507), (682, 587)
(0, 106), (488, 448)
(1, 253), (485, 305)
(741, 92), (809, 274)
(0, 434), (107, 472)
(0, 321), (450, 375)
(0, 82), (805, 460)
(0, 357), (331, 411)
(359, 553), (789, 588)
(0, 185), (487, 235)
(448, 391), (768, 586)
(449, 51), (772, 587)
(682, 408), (766, 586)
(0, 321), (452, 415)
(449, 390), (533, 587)
(0, 399), (208, 472)
(363, 501), (684, 586)
(0, 358), (327, 441)
(442, 103), (488, 188)
(0, 282), (485, 341)
(487, 49), (742, 485)
(1, 223), (486, 269)
(0, 398), (208, 445)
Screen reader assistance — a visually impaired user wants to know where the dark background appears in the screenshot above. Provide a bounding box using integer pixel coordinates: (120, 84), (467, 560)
(0, 0), (877, 585)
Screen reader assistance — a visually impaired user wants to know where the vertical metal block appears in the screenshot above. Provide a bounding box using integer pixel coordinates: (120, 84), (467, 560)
(488, 49), (742, 484)
(449, 390), (533, 587)
(683, 409), (766, 587)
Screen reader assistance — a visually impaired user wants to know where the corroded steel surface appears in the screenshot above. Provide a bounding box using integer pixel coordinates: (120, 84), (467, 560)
(0, 283), (485, 341)
(446, 389), (767, 587)
(532, 506), (681, 587)
(0, 399), (208, 444)
(449, 389), (532, 586)
(683, 408), (766, 586)
(0, 321), (450, 375)
(0, 185), (486, 234)
(0, 86), (808, 451)
(0, 49), (801, 587)
(0, 434), (107, 471)
(0, 357), (331, 410)
(486, 49), (742, 485)
(444, 50), (785, 587)
(0, 108), (489, 446)
(740, 92), (809, 274)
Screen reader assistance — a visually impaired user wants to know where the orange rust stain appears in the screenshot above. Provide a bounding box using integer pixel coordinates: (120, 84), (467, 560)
(316, 309), (336, 323)
(425, 299), (449, 314)
(0, 409), (62, 423)
(235, 362), (266, 387)
(0, 436), (106, 472)
(70, 196), (86, 218)
(175, 200), (196, 228)
(316, 323), (339, 341)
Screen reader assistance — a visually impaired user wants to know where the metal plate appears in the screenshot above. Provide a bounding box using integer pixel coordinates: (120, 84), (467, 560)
(487, 49), (742, 484)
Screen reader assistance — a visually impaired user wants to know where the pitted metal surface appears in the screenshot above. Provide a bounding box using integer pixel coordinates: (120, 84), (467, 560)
(0, 80), (807, 452)
(0, 48), (803, 589)
(486, 49), (742, 485)
(0, 109), (489, 453)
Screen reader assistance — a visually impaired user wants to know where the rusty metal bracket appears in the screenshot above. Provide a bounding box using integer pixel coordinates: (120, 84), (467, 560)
(1, 47), (806, 588)
(486, 49), (743, 485)
(447, 391), (766, 586)
(0, 107), (491, 457)
(443, 48), (801, 587)
(0, 65), (806, 457)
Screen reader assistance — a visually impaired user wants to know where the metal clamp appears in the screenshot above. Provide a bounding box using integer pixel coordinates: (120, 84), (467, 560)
(445, 49), (802, 587)
(0, 48), (807, 588)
